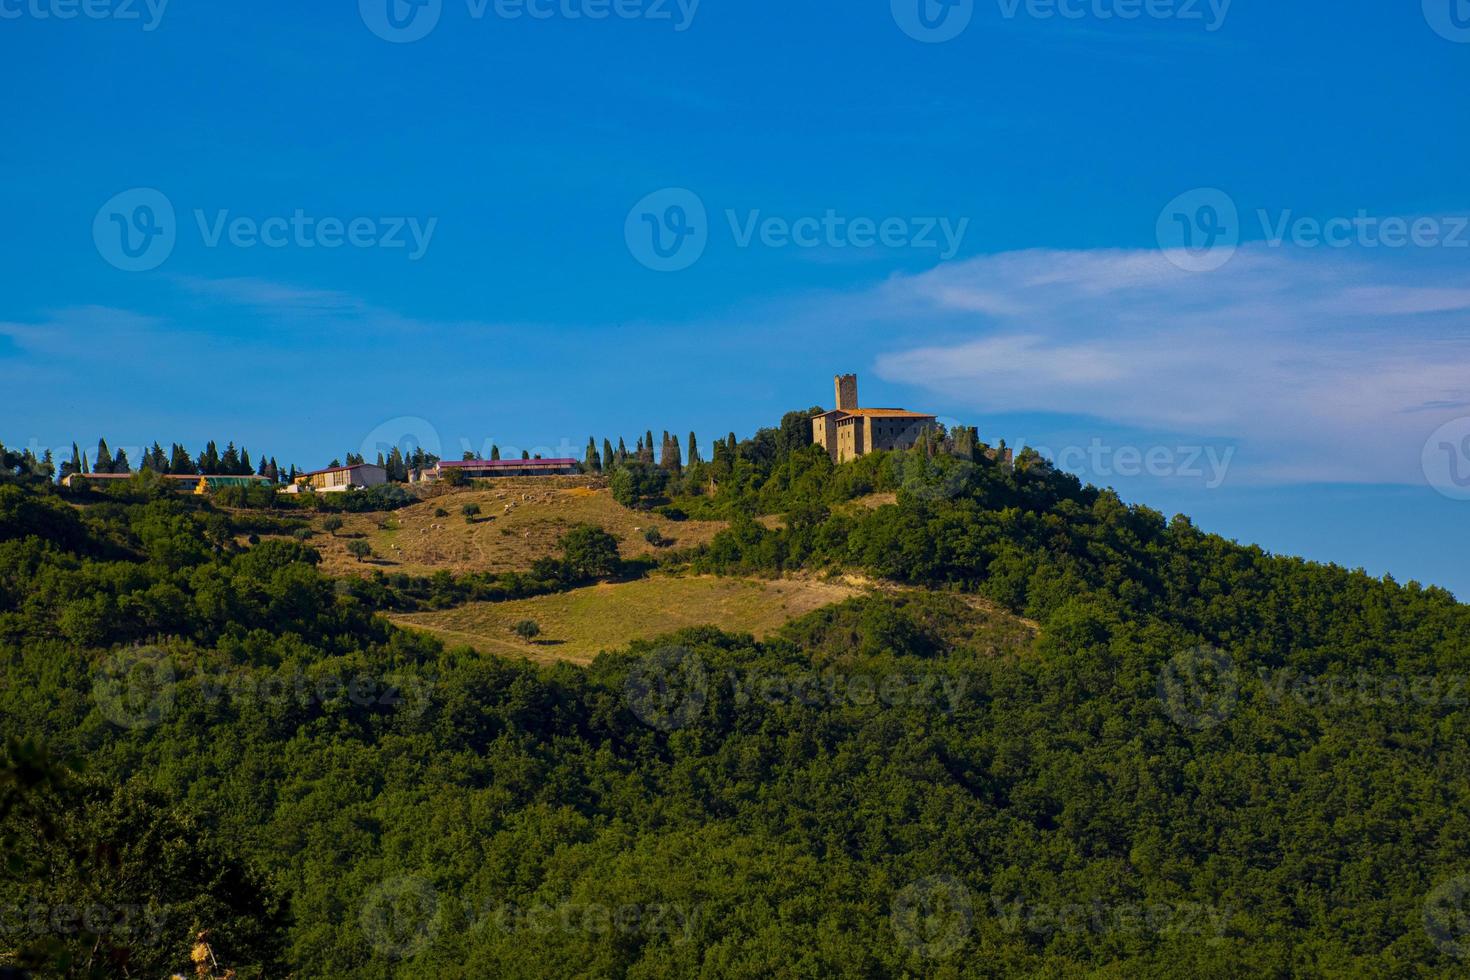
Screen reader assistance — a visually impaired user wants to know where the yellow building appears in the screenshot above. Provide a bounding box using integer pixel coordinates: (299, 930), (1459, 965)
(812, 374), (937, 463)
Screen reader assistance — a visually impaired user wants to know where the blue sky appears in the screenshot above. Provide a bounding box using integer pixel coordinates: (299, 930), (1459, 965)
(3, 1), (1470, 593)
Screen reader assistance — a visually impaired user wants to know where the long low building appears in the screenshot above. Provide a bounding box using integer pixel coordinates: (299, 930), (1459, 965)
(430, 458), (581, 480)
(62, 472), (273, 493)
(294, 463), (388, 493)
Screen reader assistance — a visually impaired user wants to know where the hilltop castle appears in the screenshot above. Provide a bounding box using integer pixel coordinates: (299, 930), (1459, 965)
(812, 374), (937, 463)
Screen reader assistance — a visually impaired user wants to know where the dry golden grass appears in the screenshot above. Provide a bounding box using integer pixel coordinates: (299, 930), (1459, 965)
(387, 574), (864, 665)
(298, 482), (726, 577)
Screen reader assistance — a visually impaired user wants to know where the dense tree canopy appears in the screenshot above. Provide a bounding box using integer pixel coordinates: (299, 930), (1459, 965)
(2, 427), (1469, 976)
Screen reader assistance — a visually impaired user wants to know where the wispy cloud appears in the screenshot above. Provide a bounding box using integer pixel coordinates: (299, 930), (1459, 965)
(864, 246), (1470, 485)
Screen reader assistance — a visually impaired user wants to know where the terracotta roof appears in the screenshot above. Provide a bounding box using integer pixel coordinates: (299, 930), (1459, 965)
(823, 408), (937, 419)
(438, 458), (578, 469)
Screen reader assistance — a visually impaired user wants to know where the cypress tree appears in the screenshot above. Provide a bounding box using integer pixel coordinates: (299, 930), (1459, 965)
(603, 439), (615, 472)
(94, 439), (114, 474)
(112, 447), (131, 473)
(491, 445), (501, 461)
(687, 432), (700, 465)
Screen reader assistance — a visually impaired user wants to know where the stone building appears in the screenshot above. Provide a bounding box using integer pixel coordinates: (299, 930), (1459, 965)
(812, 374), (937, 463)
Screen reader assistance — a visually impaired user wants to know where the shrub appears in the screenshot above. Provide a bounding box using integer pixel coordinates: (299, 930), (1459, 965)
(346, 539), (373, 562)
(513, 619), (541, 641)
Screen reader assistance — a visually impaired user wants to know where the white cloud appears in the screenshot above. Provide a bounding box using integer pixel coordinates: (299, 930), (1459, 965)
(868, 245), (1470, 485)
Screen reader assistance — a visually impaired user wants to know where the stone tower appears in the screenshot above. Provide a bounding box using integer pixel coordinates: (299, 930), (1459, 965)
(834, 374), (859, 412)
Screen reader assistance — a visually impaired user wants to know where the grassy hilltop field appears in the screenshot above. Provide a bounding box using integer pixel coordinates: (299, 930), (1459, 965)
(3, 422), (1470, 978)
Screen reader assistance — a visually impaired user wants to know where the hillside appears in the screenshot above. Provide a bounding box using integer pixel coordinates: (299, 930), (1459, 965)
(4, 434), (1470, 978)
(387, 574), (1035, 665)
(290, 480), (726, 577)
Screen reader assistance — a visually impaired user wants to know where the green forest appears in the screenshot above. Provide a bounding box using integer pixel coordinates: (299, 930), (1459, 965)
(3, 419), (1470, 978)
